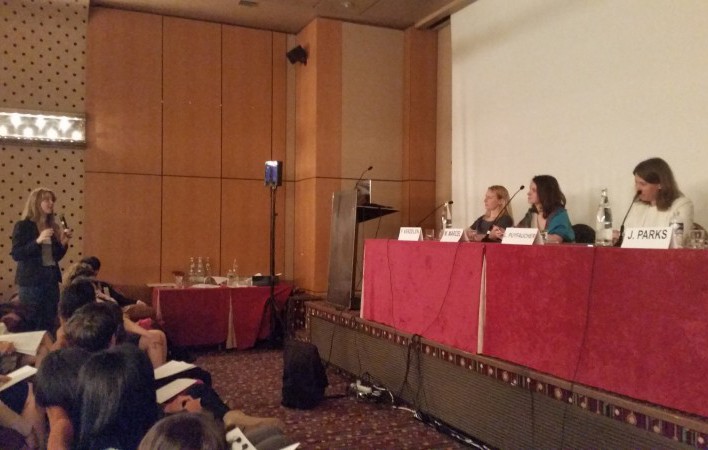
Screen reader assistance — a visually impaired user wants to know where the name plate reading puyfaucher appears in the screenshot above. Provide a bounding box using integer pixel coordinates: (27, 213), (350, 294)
(621, 227), (671, 249)
(439, 228), (464, 242)
(398, 227), (423, 241)
(501, 227), (540, 245)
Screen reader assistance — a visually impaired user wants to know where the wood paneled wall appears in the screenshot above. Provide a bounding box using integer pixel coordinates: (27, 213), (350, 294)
(86, 9), (437, 294)
(402, 29), (438, 229)
(85, 8), (287, 285)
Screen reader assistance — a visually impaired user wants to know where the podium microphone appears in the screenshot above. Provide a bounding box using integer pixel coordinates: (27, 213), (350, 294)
(482, 185), (524, 242)
(354, 165), (373, 189)
(615, 191), (640, 247)
(416, 200), (453, 227)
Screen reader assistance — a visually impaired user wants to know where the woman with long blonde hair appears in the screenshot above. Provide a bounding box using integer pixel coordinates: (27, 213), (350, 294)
(10, 187), (72, 333)
(468, 185), (514, 241)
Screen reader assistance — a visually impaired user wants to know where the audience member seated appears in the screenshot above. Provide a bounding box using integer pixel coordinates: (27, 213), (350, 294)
(491, 175), (575, 243)
(139, 411), (291, 450)
(0, 380), (45, 450)
(139, 412), (227, 450)
(75, 344), (160, 450)
(56, 279), (167, 368)
(468, 185), (514, 241)
(35, 347), (90, 450)
(81, 256), (156, 321)
(620, 157), (694, 244)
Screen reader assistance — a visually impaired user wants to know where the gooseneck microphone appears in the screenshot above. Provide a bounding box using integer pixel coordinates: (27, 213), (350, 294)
(416, 200), (454, 227)
(354, 165), (374, 189)
(615, 191), (641, 247)
(481, 185), (524, 242)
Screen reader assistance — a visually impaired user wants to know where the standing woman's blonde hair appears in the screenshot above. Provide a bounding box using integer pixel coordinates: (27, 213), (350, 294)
(22, 187), (60, 233)
(488, 185), (513, 221)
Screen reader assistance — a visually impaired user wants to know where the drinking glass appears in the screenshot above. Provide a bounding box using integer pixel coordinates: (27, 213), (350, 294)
(687, 229), (706, 249)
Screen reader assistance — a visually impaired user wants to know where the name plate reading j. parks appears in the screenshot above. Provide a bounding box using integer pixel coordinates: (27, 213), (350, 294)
(440, 228), (464, 242)
(621, 227), (671, 249)
(398, 227), (423, 241)
(501, 228), (539, 245)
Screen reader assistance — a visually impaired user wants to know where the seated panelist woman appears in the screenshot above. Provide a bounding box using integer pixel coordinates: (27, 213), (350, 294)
(468, 185), (514, 241)
(490, 175), (575, 243)
(619, 157), (693, 241)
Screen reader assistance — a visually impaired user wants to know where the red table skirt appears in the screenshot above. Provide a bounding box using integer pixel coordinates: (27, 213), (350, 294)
(152, 283), (292, 349)
(362, 240), (484, 354)
(362, 239), (708, 418)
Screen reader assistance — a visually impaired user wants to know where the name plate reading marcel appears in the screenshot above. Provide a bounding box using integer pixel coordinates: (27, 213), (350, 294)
(501, 227), (539, 245)
(621, 227), (671, 249)
(440, 228), (464, 242)
(398, 227), (423, 241)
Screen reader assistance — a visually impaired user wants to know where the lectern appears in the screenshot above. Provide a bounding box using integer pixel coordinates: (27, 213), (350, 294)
(327, 181), (396, 309)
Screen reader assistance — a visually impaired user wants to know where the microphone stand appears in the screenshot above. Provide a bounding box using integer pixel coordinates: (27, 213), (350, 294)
(614, 192), (640, 247)
(264, 182), (286, 347)
(416, 201), (452, 228)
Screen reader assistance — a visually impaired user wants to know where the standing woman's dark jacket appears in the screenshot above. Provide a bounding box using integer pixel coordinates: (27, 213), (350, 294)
(11, 219), (67, 286)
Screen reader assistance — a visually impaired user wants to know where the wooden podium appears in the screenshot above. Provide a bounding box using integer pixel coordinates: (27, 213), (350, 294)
(326, 183), (396, 309)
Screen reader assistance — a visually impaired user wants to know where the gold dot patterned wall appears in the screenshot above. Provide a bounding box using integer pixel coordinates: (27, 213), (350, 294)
(0, 0), (89, 301)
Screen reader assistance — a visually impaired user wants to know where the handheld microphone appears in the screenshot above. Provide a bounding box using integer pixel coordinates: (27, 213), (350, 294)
(58, 214), (69, 229)
(615, 191), (640, 247)
(481, 185), (524, 242)
(354, 165), (373, 189)
(416, 200), (453, 227)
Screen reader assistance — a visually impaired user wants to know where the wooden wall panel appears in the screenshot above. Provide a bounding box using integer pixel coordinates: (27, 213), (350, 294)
(163, 18), (221, 178)
(222, 27), (272, 179)
(220, 180), (285, 277)
(295, 20), (342, 181)
(293, 178), (341, 293)
(161, 177), (221, 281)
(86, 8), (162, 174)
(403, 29), (437, 182)
(272, 33), (288, 165)
(294, 19), (343, 293)
(84, 173), (162, 284)
(402, 180), (437, 229)
(313, 20), (343, 179)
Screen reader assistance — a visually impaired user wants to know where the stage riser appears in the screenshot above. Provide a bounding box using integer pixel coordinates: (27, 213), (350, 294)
(309, 315), (691, 449)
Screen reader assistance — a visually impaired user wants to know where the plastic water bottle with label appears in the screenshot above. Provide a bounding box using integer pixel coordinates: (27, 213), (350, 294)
(594, 188), (613, 246)
(669, 211), (684, 248)
(227, 259), (238, 287)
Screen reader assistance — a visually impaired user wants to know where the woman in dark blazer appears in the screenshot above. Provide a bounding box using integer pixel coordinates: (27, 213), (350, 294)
(11, 187), (72, 333)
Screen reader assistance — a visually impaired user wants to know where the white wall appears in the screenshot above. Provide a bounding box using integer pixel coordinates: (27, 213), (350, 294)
(451, 0), (708, 230)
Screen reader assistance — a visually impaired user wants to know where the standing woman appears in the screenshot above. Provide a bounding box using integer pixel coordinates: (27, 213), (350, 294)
(11, 187), (72, 333)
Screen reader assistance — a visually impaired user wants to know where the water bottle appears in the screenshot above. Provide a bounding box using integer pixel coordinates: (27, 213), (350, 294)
(204, 257), (211, 278)
(196, 256), (205, 283)
(669, 211), (684, 248)
(227, 258), (238, 287)
(187, 257), (196, 285)
(594, 188), (613, 246)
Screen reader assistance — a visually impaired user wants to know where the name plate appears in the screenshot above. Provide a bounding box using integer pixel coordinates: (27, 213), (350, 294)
(501, 227), (539, 245)
(621, 227), (671, 249)
(440, 228), (464, 242)
(398, 227), (423, 241)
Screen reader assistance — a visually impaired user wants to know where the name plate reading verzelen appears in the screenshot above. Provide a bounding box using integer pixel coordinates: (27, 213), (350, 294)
(398, 227), (423, 241)
(621, 227), (671, 249)
(440, 228), (464, 242)
(501, 227), (540, 245)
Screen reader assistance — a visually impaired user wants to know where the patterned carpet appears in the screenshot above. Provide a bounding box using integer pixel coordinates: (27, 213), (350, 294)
(195, 347), (469, 449)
